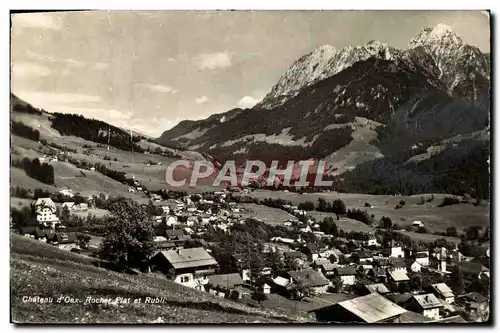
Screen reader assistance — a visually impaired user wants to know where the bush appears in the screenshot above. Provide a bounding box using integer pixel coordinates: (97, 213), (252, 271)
(346, 208), (373, 225)
(438, 196), (460, 207)
(399, 200), (406, 206)
(416, 226), (428, 234)
(331, 199), (347, 214)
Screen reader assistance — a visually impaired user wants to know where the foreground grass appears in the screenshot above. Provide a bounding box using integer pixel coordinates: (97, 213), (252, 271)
(10, 234), (302, 324)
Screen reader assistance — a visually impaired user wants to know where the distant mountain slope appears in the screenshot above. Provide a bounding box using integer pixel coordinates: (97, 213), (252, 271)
(156, 24), (490, 195)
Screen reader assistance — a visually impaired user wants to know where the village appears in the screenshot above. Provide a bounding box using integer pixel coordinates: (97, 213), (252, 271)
(12, 182), (491, 324)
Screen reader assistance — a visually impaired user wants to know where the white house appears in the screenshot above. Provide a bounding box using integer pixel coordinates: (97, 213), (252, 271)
(415, 253), (429, 266)
(390, 246), (405, 258)
(166, 216), (179, 227)
(411, 261), (423, 273)
(412, 221), (424, 228)
(32, 198), (59, 227)
(59, 189), (74, 198)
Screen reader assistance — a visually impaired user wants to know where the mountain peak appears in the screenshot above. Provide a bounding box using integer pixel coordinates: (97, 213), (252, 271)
(409, 23), (463, 48)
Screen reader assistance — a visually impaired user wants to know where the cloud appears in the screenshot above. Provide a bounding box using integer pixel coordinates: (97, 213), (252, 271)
(167, 57), (176, 62)
(195, 96), (209, 105)
(12, 13), (62, 30)
(14, 91), (101, 108)
(135, 83), (179, 94)
(237, 95), (260, 108)
(195, 52), (232, 70)
(25, 50), (108, 71)
(11, 62), (52, 78)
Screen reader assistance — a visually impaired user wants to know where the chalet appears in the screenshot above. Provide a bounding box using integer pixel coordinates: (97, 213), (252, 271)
(150, 248), (219, 290)
(387, 270), (410, 285)
(309, 293), (407, 323)
(318, 263), (337, 278)
(430, 283), (455, 304)
(388, 257), (407, 273)
(404, 294), (443, 320)
(456, 292), (489, 322)
(32, 198), (59, 228)
(274, 269), (330, 298)
(46, 232), (78, 250)
(411, 261), (423, 273)
(301, 243), (321, 261)
(390, 246), (405, 258)
(165, 229), (191, 242)
(206, 273), (244, 298)
(415, 252), (430, 266)
(288, 269), (330, 294)
(367, 267), (387, 282)
(358, 250), (373, 264)
(76, 203), (88, 211)
(333, 266), (357, 286)
(363, 283), (390, 295)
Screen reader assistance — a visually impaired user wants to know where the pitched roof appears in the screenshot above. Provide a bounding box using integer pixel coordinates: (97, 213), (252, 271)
(388, 270), (409, 282)
(365, 283), (390, 294)
(288, 269), (330, 287)
(398, 310), (433, 323)
(431, 283), (454, 299)
(411, 294), (443, 310)
(458, 292), (488, 304)
(388, 257), (406, 268)
(338, 293), (407, 323)
(33, 197), (56, 212)
(158, 247), (218, 270)
(415, 252), (428, 258)
(385, 293), (414, 305)
(335, 266), (357, 276)
(207, 273), (243, 289)
(273, 276), (292, 288)
(460, 261), (489, 275)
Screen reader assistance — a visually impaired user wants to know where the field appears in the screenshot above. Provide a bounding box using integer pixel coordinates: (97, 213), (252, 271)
(10, 234), (302, 323)
(241, 190), (489, 235)
(239, 203), (297, 226)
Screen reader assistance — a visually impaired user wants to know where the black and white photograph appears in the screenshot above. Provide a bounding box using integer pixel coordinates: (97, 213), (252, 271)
(9, 9), (491, 324)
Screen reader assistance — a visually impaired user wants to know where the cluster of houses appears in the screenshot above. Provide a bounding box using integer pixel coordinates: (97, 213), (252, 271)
(138, 192), (489, 323)
(19, 197), (80, 251)
(14, 188), (490, 323)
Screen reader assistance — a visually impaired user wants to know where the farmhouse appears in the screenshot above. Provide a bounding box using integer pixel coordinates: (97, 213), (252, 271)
(309, 293), (407, 323)
(150, 248), (219, 290)
(363, 283), (390, 295)
(206, 273), (244, 298)
(403, 294), (443, 320)
(333, 266), (357, 286)
(430, 283), (455, 304)
(32, 198), (59, 227)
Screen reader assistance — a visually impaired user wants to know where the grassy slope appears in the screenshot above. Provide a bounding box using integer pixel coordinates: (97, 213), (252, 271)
(10, 234), (302, 324)
(238, 190), (489, 239)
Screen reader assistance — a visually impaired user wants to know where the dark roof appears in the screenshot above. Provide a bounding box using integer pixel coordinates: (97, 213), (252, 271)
(207, 273), (243, 289)
(410, 294), (443, 310)
(388, 257), (406, 268)
(54, 232), (77, 244)
(335, 266), (357, 276)
(287, 269), (330, 288)
(415, 253), (428, 258)
(165, 229), (185, 240)
(458, 292), (488, 304)
(385, 293), (414, 305)
(398, 310), (433, 323)
(284, 251), (306, 260)
(358, 250), (373, 259)
(460, 261), (488, 275)
(303, 243), (319, 253)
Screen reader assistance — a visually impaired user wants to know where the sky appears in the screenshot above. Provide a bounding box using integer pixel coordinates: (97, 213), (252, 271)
(11, 10), (490, 137)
